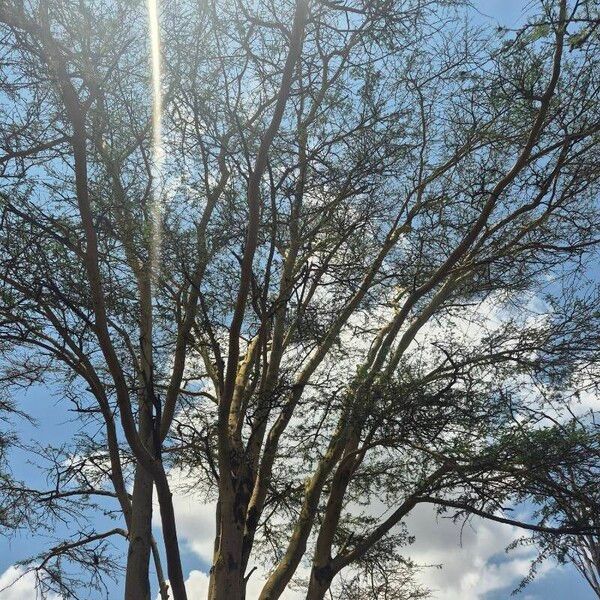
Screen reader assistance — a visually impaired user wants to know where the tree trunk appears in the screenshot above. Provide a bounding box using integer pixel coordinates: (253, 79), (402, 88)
(155, 471), (189, 600)
(125, 355), (155, 600)
(305, 566), (334, 600)
(208, 494), (245, 600)
(125, 462), (154, 600)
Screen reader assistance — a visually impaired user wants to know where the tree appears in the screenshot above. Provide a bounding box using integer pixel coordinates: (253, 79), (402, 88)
(0, 0), (599, 599)
(510, 407), (600, 598)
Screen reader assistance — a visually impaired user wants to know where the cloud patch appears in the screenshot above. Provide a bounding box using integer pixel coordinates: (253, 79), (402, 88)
(0, 566), (61, 600)
(405, 504), (548, 600)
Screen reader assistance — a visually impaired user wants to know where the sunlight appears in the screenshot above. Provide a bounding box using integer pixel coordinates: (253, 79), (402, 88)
(148, 0), (163, 280)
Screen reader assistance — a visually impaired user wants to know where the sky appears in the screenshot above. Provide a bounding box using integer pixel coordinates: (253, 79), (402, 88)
(0, 1), (597, 600)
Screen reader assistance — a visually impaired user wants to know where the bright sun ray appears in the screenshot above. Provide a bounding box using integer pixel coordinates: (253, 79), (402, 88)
(148, 0), (163, 280)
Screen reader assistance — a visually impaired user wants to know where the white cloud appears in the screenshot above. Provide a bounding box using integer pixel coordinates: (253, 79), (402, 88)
(404, 504), (550, 600)
(0, 566), (61, 600)
(183, 570), (210, 598)
(154, 570), (210, 600)
(162, 487), (216, 563)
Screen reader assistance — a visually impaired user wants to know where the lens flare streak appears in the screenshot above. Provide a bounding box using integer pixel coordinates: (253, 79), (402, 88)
(148, 0), (163, 280)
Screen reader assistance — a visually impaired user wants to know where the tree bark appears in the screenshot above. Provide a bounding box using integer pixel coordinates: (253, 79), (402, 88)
(125, 462), (154, 600)
(207, 484), (246, 600)
(305, 567), (333, 600)
(155, 473), (189, 600)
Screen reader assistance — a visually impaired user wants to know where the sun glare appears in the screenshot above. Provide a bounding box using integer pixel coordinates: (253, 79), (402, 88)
(148, 0), (163, 280)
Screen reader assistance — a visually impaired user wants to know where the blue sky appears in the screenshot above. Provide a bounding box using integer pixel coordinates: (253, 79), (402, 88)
(0, 1), (597, 599)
